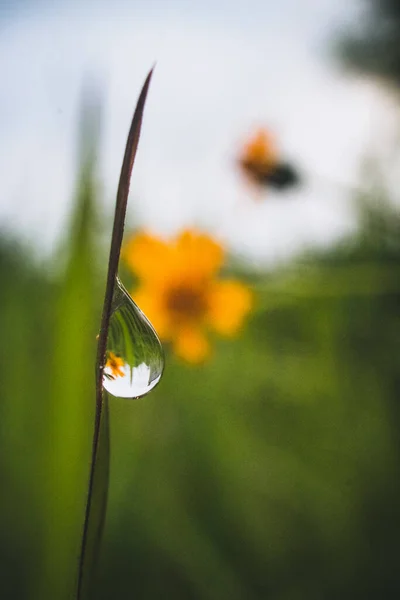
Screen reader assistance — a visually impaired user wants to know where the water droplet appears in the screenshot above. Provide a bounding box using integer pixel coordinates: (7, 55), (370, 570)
(102, 277), (164, 399)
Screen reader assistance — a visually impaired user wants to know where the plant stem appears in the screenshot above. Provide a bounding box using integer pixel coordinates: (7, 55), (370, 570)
(76, 67), (154, 600)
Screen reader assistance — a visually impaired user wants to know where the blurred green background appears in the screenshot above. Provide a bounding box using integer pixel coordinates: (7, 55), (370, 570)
(2, 148), (400, 599)
(2, 0), (400, 598)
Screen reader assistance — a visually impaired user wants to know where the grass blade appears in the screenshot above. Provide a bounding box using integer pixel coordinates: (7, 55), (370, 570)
(77, 67), (154, 600)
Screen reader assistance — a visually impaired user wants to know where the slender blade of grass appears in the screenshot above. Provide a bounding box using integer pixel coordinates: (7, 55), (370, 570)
(76, 67), (154, 600)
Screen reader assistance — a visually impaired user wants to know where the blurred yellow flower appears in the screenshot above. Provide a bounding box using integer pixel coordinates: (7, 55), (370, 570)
(239, 128), (279, 184)
(123, 229), (253, 363)
(238, 128), (300, 191)
(105, 351), (125, 379)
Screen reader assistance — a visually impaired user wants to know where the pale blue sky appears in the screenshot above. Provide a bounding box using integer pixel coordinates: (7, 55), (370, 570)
(0, 0), (391, 263)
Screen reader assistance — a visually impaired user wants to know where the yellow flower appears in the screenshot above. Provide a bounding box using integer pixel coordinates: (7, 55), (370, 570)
(104, 351), (125, 379)
(123, 229), (253, 363)
(238, 128), (300, 191)
(239, 128), (279, 184)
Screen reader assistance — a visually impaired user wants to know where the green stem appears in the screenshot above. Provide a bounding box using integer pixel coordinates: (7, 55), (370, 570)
(76, 67), (154, 600)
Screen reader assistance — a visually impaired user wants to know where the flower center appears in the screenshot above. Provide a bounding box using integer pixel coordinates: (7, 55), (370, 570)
(165, 284), (208, 322)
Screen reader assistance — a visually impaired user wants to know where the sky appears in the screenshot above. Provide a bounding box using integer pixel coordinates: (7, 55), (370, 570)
(0, 0), (393, 264)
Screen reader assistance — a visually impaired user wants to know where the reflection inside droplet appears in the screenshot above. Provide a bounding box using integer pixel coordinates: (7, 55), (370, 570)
(102, 277), (164, 399)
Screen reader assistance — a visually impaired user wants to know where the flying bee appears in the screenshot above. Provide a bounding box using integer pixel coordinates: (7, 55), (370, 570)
(238, 128), (300, 191)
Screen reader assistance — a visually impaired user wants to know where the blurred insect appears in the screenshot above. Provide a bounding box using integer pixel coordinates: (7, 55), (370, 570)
(238, 128), (300, 191)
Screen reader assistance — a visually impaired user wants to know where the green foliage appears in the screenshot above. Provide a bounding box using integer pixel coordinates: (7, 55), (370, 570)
(336, 0), (400, 86)
(0, 137), (102, 598)
(1, 147), (400, 599)
(37, 143), (101, 600)
(98, 248), (400, 599)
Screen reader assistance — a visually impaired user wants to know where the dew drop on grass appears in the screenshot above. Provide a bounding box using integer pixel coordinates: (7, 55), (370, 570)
(102, 277), (164, 399)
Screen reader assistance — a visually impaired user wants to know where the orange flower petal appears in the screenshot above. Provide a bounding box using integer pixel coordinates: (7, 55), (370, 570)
(172, 229), (224, 280)
(207, 280), (253, 336)
(123, 232), (170, 281)
(105, 351), (125, 378)
(241, 129), (278, 167)
(133, 285), (172, 341)
(173, 326), (210, 363)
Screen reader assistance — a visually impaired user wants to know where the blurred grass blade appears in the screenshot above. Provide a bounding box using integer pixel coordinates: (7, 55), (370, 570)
(34, 99), (101, 600)
(77, 68), (154, 599)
